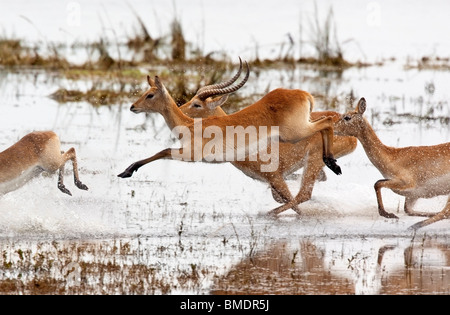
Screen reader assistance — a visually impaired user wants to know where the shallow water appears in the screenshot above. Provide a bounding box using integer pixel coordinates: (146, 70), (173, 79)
(0, 0), (449, 295)
(0, 63), (448, 294)
(212, 237), (450, 295)
(1, 235), (449, 295)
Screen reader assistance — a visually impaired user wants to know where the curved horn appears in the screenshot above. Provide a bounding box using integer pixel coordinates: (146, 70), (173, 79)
(197, 61), (250, 101)
(196, 57), (243, 95)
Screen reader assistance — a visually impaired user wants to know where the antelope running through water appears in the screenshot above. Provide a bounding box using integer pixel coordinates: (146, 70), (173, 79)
(334, 98), (450, 230)
(0, 131), (88, 196)
(118, 59), (343, 183)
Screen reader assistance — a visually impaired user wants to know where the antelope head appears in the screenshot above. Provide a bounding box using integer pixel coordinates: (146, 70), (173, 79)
(334, 98), (367, 137)
(130, 75), (174, 114)
(180, 58), (250, 118)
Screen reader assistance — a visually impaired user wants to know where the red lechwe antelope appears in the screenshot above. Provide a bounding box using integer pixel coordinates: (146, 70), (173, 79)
(177, 64), (357, 215)
(334, 98), (450, 230)
(0, 131), (88, 196)
(118, 60), (344, 210)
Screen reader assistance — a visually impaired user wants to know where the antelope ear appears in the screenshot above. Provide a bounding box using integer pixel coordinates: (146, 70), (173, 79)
(356, 97), (366, 115)
(154, 76), (167, 92)
(206, 94), (229, 110)
(147, 75), (155, 87)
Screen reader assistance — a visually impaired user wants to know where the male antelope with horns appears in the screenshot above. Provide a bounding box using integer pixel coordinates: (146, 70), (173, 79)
(118, 58), (343, 185)
(0, 131), (88, 196)
(177, 61), (357, 215)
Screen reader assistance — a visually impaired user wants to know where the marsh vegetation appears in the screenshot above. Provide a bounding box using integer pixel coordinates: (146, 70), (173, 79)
(0, 1), (449, 295)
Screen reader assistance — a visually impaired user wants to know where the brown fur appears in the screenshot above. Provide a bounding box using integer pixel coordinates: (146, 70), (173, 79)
(118, 74), (354, 214)
(180, 100), (356, 215)
(119, 75), (343, 182)
(0, 131), (88, 196)
(334, 98), (450, 229)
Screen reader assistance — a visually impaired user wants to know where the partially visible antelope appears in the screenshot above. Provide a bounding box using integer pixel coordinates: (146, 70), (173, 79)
(178, 71), (357, 215)
(334, 98), (450, 230)
(0, 131), (88, 196)
(118, 58), (343, 187)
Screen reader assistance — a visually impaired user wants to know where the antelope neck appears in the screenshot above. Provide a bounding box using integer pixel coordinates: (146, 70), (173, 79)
(161, 98), (194, 129)
(356, 118), (396, 174)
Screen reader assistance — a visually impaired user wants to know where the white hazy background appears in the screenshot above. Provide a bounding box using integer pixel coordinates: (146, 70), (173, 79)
(1, 0), (450, 62)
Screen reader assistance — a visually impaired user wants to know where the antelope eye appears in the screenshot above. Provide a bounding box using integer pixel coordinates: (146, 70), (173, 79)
(344, 116), (351, 121)
(193, 103), (201, 108)
(146, 94), (154, 99)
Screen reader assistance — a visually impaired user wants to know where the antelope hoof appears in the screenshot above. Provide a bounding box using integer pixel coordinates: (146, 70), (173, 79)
(266, 209), (280, 218)
(118, 163), (139, 178)
(118, 169), (134, 178)
(380, 210), (399, 219)
(317, 169), (327, 182)
(323, 156), (342, 175)
(408, 222), (422, 231)
(75, 180), (89, 191)
(58, 184), (72, 196)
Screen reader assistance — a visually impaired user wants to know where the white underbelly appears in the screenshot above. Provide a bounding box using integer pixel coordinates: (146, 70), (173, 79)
(0, 166), (42, 195)
(407, 173), (450, 198)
